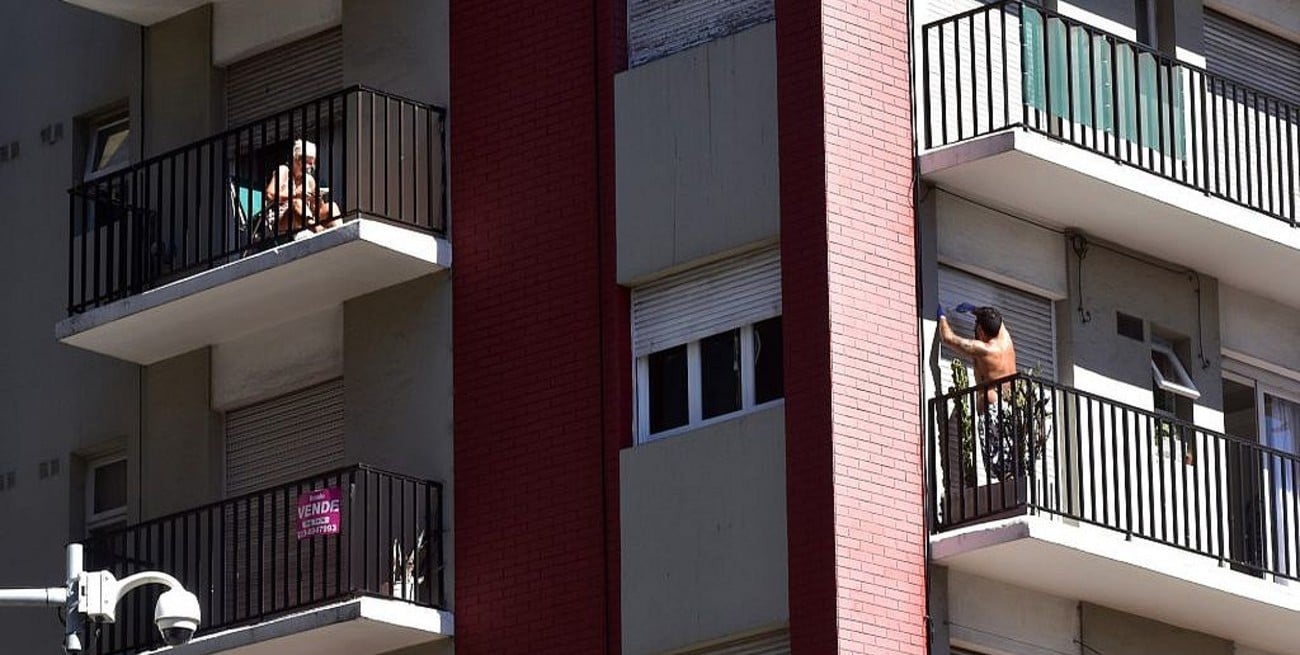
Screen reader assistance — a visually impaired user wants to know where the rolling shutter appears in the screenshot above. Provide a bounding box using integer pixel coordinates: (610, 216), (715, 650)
(224, 379), (345, 496)
(628, 0), (773, 66)
(1204, 10), (1300, 106)
(632, 246), (781, 357)
(224, 27), (343, 128)
(678, 629), (790, 655)
(938, 266), (1056, 393)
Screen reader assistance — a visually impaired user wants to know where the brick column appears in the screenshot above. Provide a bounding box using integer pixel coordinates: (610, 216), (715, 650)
(777, 1), (926, 653)
(450, 1), (625, 653)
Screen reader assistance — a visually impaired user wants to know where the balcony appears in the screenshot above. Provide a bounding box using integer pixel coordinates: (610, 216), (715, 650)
(81, 465), (448, 655)
(919, 1), (1300, 307)
(929, 374), (1300, 652)
(57, 86), (449, 364)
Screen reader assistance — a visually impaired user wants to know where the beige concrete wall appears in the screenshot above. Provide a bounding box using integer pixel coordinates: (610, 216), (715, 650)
(137, 348), (221, 520)
(1081, 602), (1233, 655)
(1220, 284), (1300, 377)
(211, 307), (344, 411)
(935, 191), (1068, 300)
(342, 0), (448, 107)
(214, 0), (342, 65)
(145, 4), (222, 155)
(1066, 242), (1222, 419)
(948, 570), (1080, 655)
(1206, 0), (1300, 43)
(343, 273), (454, 605)
(0, 2), (141, 652)
(615, 22), (778, 284)
(620, 405), (788, 655)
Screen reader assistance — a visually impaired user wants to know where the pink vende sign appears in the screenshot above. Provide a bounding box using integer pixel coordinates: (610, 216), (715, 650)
(296, 487), (342, 539)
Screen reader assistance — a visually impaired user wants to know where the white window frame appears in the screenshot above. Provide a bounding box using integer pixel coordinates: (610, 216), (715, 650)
(85, 455), (128, 531)
(83, 114), (131, 181)
(1151, 341), (1200, 400)
(635, 320), (783, 444)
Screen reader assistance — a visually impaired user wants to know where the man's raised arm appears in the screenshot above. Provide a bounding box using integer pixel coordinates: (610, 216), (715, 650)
(937, 304), (991, 358)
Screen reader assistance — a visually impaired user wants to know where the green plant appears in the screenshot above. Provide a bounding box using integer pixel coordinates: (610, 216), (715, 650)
(946, 361), (1053, 485)
(949, 358), (977, 483)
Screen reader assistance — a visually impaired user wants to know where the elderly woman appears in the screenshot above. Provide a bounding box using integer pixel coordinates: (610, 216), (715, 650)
(264, 139), (342, 239)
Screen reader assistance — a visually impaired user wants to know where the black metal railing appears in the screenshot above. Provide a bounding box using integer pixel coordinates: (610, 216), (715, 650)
(80, 465), (444, 655)
(67, 86), (446, 314)
(930, 373), (1300, 582)
(922, 0), (1299, 224)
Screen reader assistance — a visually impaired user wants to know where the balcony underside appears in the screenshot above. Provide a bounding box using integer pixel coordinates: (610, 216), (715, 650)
(933, 515), (1300, 654)
(56, 218), (451, 364)
(145, 596), (453, 655)
(920, 128), (1300, 307)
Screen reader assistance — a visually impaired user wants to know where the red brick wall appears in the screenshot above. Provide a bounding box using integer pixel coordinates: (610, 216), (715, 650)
(450, 1), (625, 652)
(778, 1), (926, 652)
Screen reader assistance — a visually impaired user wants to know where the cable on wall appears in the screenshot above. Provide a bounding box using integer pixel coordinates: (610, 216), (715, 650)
(1067, 231), (1092, 324)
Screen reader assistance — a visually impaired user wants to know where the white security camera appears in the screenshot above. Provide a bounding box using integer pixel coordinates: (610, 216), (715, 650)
(154, 588), (201, 646)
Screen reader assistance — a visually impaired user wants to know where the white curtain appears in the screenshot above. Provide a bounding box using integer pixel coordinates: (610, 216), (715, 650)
(1265, 394), (1300, 584)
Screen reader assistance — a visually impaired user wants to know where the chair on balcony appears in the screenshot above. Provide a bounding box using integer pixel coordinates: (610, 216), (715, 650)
(227, 178), (268, 254)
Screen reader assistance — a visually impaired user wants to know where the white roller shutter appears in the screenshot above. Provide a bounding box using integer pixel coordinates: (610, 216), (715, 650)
(938, 266), (1056, 394)
(1204, 10), (1300, 106)
(225, 379), (345, 496)
(224, 28), (344, 128)
(628, 0), (773, 66)
(677, 629), (790, 655)
(632, 247), (781, 357)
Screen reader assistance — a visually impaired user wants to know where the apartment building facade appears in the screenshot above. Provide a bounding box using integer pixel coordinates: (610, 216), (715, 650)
(918, 0), (1300, 653)
(1, 0), (1296, 654)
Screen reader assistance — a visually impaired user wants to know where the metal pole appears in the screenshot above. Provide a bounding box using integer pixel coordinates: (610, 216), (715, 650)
(66, 543), (84, 653)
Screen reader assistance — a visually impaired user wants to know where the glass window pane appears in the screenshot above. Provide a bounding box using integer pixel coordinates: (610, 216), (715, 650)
(93, 459), (127, 514)
(92, 120), (130, 174)
(701, 329), (742, 419)
(755, 317), (784, 404)
(648, 345), (688, 434)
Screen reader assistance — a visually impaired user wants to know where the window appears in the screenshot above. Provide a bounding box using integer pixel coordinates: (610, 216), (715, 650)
(1151, 340), (1200, 401)
(630, 246), (783, 442)
(84, 114), (130, 180)
(637, 317), (783, 441)
(86, 456), (127, 535)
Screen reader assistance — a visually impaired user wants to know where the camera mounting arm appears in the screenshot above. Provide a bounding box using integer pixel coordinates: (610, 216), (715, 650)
(0, 544), (201, 653)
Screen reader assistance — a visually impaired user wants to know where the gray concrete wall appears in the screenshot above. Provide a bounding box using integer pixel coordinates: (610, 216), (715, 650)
(144, 4), (222, 156)
(136, 348), (221, 520)
(620, 405), (788, 655)
(343, 273), (454, 606)
(615, 22), (778, 284)
(1080, 602), (1233, 655)
(0, 2), (141, 652)
(342, 0), (449, 107)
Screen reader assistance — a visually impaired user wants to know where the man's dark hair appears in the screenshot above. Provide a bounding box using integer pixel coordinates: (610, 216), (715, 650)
(973, 306), (1003, 338)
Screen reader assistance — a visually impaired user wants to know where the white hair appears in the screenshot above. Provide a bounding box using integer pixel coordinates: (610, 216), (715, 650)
(292, 139), (318, 160)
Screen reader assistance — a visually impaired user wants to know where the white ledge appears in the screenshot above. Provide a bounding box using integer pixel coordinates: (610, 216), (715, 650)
(56, 218), (450, 365)
(144, 596), (452, 655)
(933, 515), (1300, 653)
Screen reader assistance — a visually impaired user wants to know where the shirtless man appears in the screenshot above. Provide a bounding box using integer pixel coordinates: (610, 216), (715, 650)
(939, 303), (1018, 478)
(264, 139), (342, 238)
